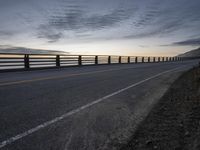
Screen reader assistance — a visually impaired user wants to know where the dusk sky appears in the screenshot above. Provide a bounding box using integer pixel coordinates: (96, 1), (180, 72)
(0, 0), (200, 56)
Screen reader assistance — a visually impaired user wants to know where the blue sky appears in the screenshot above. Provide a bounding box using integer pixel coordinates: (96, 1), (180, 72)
(0, 0), (200, 56)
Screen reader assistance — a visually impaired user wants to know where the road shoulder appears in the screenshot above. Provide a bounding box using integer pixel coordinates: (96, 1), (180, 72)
(120, 67), (200, 150)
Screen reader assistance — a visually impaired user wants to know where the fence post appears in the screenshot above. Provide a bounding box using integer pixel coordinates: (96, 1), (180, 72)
(108, 56), (111, 64)
(119, 56), (121, 64)
(162, 57), (164, 62)
(153, 57), (156, 62)
(128, 57), (130, 63)
(78, 55), (82, 66)
(148, 57), (150, 63)
(56, 55), (60, 67)
(24, 54), (30, 69)
(135, 57), (138, 63)
(142, 57), (144, 63)
(95, 56), (98, 65)
(158, 57), (160, 62)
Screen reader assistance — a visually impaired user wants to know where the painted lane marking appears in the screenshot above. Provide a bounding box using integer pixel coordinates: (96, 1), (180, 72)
(0, 66), (184, 148)
(0, 65), (150, 87)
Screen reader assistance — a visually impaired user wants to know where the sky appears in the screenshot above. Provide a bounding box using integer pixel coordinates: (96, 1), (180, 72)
(0, 0), (200, 56)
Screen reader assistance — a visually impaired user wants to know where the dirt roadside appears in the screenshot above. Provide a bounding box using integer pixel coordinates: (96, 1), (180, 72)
(120, 67), (200, 150)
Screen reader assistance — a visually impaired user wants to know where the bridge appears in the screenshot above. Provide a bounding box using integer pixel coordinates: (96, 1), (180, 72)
(0, 53), (199, 150)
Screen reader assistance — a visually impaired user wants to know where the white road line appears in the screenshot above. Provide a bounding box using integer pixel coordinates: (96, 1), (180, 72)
(0, 66), (185, 148)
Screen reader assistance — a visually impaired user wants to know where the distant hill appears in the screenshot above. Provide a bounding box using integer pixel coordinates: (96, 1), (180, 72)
(178, 47), (200, 57)
(0, 46), (68, 55)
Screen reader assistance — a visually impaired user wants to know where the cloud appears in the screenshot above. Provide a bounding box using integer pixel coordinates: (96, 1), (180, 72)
(131, 1), (161, 29)
(0, 30), (15, 37)
(37, 25), (63, 43)
(172, 38), (200, 46)
(1, 0), (200, 48)
(122, 0), (200, 40)
(124, 2), (190, 39)
(0, 45), (68, 54)
(37, 1), (133, 42)
(124, 20), (182, 39)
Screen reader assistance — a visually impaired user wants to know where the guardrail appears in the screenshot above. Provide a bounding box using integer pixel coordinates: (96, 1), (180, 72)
(0, 53), (196, 72)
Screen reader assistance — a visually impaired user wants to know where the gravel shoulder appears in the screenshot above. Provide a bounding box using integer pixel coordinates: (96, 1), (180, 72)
(120, 67), (200, 150)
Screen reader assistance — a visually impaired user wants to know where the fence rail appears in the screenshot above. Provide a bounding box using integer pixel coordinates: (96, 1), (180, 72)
(0, 53), (197, 72)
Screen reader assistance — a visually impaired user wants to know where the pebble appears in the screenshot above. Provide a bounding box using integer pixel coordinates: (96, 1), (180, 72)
(185, 131), (190, 136)
(145, 140), (153, 145)
(153, 145), (158, 149)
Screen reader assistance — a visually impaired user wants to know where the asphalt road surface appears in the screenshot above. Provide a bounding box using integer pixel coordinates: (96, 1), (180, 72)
(0, 60), (199, 150)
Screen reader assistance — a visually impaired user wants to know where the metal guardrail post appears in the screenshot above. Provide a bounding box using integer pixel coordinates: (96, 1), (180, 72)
(153, 57), (156, 62)
(95, 56), (98, 65)
(142, 57), (144, 63)
(78, 55), (82, 66)
(128, 57), (130, 63)
(24, 54), (30, 69)
(2, 53), (196, 72)
(119, 56), (121, 64)
(148, 57), (150, 63)
(158, 57), (160, 62)
(108, 56), (111, 64)
(56, 55), (60, 67)
(135, 57), (138, 63)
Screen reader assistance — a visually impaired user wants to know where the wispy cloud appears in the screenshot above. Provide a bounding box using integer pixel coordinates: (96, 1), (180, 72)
(172, 38), (200, 46)
(0, 45), (68, 54)
(37, 1), (133, 42)
(37, 25), (63, 43)
(1, 0), (200, 54)
(0, 30), (15, 37)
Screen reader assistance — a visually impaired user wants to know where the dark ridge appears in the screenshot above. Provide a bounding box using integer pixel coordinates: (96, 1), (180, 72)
(178, 47), (200, 57)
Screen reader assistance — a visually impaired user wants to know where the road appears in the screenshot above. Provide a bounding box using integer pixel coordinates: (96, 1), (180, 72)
(0, 60), (199, 150)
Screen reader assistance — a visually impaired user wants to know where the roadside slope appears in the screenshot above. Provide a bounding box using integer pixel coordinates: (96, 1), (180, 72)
(178, 47), (200, 57)
(120, 67), (200, 150)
